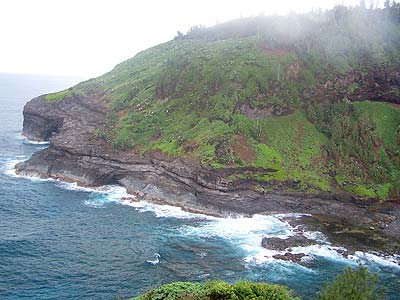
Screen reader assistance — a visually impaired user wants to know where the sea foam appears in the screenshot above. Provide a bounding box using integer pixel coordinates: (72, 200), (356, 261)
(5, 153), (400, 270)
(19, 134), (50, 145)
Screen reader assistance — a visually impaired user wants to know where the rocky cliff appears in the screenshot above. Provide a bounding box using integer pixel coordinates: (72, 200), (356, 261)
(16, 92), (400, 243)
(15, 10), (400, 245)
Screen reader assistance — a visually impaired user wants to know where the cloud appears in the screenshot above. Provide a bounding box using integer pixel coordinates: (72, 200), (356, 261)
(0, 0), (363, 77)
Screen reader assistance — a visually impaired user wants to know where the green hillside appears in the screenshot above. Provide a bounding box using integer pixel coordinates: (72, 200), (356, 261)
(44, 4), (400, 200)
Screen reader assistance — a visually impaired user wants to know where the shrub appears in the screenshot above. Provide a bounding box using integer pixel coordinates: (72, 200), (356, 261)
(318, 265), (384, 300)
(131, 280), (299, 300)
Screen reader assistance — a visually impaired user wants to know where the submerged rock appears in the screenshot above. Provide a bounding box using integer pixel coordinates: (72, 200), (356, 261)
(272, 252), (306, 263)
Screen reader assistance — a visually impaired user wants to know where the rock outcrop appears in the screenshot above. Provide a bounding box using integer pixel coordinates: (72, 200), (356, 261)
(15, 92), (400, 249)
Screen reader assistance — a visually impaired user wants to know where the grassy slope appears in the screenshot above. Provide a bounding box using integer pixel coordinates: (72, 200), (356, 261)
(43, 7), (400, 200)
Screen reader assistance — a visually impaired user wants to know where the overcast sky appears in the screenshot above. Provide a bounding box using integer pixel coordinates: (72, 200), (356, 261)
(1, 0), (371, 78)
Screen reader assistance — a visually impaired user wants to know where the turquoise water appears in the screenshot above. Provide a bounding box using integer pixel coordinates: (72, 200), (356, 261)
(0, 73), (399, 300)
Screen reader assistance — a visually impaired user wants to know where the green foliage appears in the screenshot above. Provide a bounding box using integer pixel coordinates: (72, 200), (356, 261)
(131, 280), (299, 300)
(354, 101), (400, 145)
(51, 4), (400, 199)
(256, 111), (330, 190)
(318, 265), (384, 300)
(307, 101), (400, 199)
(134, 282), (202, 300)
(45, 88), (78, 102)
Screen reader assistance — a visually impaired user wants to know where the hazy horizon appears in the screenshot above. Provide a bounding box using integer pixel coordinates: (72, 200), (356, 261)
(0, 0), (379, 79)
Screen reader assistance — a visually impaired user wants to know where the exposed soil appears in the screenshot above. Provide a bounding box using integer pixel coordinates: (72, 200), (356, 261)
(297, 122), (304, 147)
(232, 135), (256, 162)
(117, 109), (127, 118)
(260, 43), (290, 56)
(389, 102), (400, 109)
(183, 141), (200, 153)
(286, 61), (301, 81)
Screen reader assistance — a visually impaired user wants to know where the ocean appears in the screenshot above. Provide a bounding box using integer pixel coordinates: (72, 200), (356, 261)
(0, 73), (399, 300)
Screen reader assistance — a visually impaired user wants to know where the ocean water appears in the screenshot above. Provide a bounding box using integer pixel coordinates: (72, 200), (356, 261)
(0, 73), (399, 300)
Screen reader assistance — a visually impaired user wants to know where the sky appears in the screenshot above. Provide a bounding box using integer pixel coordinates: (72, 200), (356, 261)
(0, 0), (372, 79)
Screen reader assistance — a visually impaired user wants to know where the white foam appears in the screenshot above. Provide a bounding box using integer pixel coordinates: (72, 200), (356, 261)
(303, 230), (328, 243)
(350, 252), (400, 269)
(83, 185), (130, 208)
(181, 214), (300, 266)
(197, 251), (208, 258)
(5, 162), (212, 219)
(120, 198), (213, 220)
(81, 185), (211, 220)
(146, 253), (160, 265)
(5, 156), (400, 270)
(181, 214), (293, 240)
(290, 244), (349, 261)
(19, 134), (50, 145)
(3, 158), (27, 177)
(4, 162), (57, 182)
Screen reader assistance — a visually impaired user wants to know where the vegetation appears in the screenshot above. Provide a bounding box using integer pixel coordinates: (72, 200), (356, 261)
(47, 3), (400, 200)
(45, 88), (75, 101)
(129, 266), (383, 300)
(130, 281), (299, 300)
(318, 265), (384, 300)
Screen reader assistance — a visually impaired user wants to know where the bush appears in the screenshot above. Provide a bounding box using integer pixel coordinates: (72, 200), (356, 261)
(131, 280), (299, 300)
(318, 265), (384, 300)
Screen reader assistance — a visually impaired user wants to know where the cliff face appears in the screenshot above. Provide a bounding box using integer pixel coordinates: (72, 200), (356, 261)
(15, 10), (400, 241)
(17, 94), (309, 215)
(16, 90), (400, 243)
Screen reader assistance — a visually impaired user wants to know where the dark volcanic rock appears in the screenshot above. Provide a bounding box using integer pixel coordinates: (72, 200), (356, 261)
(290, 214), (400, 256)
(303, 66), (400, 105)
(272, 252), (306, 263)
(261, 236), (315, 251)
(15, 87), (400, 252)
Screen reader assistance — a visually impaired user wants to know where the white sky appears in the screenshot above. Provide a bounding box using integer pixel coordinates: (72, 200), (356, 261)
(0, 0), (368, 78)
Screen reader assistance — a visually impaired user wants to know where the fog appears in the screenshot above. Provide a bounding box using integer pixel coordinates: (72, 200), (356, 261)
(0, 0), (373, 77)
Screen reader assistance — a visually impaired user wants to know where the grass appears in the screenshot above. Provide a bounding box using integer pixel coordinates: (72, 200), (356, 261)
(45, 89), (74, 102)
(354, 101), (400, 145)
(45, 10), (400, 200)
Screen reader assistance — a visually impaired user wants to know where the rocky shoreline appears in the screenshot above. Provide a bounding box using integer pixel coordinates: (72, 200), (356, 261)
(15, 94), (400, 257)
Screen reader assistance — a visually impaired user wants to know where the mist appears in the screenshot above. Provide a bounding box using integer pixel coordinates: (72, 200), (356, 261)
(1, 0), (367, 78)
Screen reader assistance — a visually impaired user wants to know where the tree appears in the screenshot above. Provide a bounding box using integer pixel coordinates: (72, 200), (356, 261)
(318, 265), (384, 300)
(174, 31), (183, 39)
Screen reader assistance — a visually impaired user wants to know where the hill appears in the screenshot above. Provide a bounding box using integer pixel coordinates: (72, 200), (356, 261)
(42, 4), (400, 200)
(16, 4), (400, 242)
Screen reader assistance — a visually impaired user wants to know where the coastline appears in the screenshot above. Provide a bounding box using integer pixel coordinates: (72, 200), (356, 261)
(14, 94), (400, 259)
(9, 152), (400, 267)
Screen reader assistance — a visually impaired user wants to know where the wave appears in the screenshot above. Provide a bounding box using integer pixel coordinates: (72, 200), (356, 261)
(119, 198), (214, 220)
(3, 159), (24, 176)
(351, 252), (400, 269)
(146, 253), (160, 265)
(5, 155), (400, 270)
(179, 213), (400, 270)
(4, 159), (212, 220)
(18, 134), (50, 145)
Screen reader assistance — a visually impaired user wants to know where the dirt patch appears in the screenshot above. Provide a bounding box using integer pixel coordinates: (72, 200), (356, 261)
(117, 109), (127, 118)
(287, 61), (301, 81)
(373, 140), (382, 162)
(297, 122), (304, 147)
(231, 82), (243, 89)
(183, 141), (199, 153)
(260, 43), (290, 56)
(232, 135), (256, 162)
(385, 199), (400, 205)
(389, 102), (400, 109)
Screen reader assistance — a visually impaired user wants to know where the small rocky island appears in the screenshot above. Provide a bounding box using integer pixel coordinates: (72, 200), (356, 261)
(16, 8), (400, 256)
